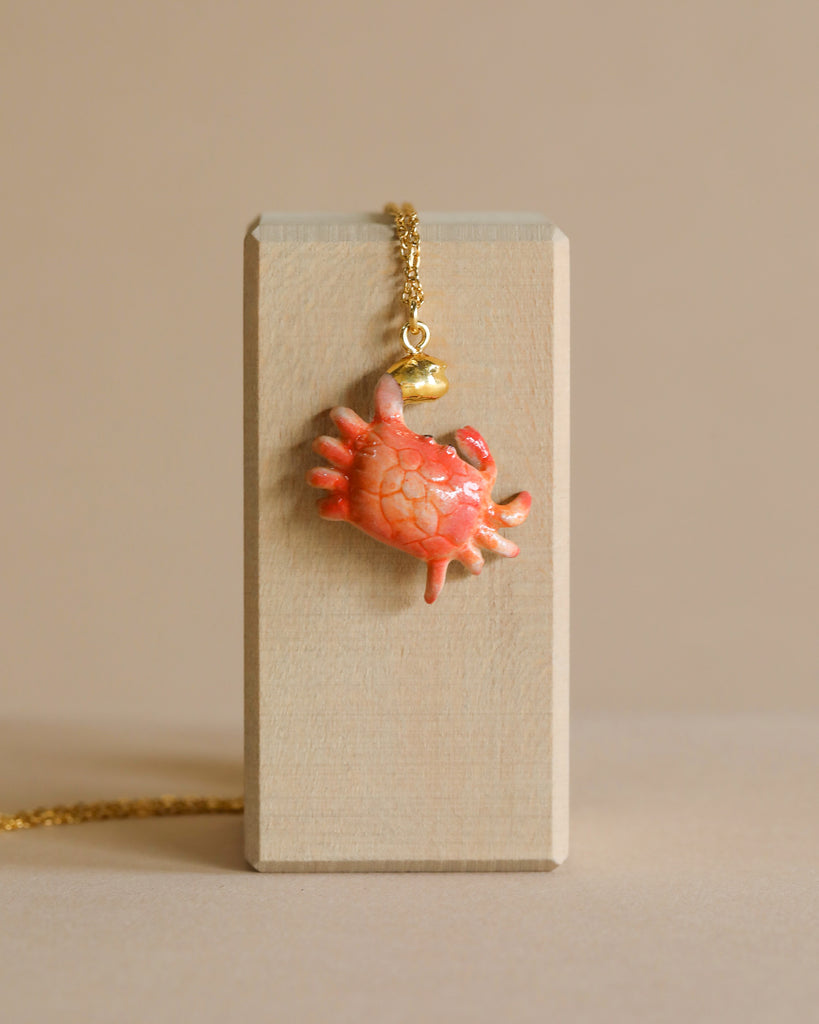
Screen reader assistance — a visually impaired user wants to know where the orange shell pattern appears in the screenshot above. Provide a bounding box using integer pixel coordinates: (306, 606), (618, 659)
(307, 374), (532, 603)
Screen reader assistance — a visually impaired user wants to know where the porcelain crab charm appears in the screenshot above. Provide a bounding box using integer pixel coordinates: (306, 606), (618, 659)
(307, 374), (531, 603)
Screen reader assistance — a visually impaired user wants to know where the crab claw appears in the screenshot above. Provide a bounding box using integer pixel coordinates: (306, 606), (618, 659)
(455, 426), (497, 487)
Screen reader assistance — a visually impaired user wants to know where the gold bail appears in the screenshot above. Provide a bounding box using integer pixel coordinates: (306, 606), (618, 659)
(388, 352), (449, 403)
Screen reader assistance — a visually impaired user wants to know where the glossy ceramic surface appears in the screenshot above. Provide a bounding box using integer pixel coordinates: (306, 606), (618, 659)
(307, 374), (531, 603)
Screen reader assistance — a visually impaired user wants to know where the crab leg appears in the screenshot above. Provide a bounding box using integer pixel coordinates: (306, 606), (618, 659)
(312, 435), (354, 470)
(306, 467), (347, 492)
(488, 490), (532, 528)
(457, 542), (485, 575)
(475, 524), (520, 558)
(316, 494), (350, 520)
(424, 558), (450, 604)
(329, 406), (369, 441)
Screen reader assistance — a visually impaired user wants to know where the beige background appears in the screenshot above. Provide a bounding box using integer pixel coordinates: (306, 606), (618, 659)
(1, 1), (816, 1022)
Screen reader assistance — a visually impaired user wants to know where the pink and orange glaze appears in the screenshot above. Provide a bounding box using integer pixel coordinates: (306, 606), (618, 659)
(307, 374), (532, 603)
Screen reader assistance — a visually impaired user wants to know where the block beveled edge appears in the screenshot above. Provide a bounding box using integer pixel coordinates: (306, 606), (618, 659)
(242, 225), (261, 869)
(250, 211), (565, 244)
(549, 226), (571, 866)
(250, 858), (562, 874)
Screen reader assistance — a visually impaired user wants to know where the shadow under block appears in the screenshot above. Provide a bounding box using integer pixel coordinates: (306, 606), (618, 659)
(244, 213), (569, 872)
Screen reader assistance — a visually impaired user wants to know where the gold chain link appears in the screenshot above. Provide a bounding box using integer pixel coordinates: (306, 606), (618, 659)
(385, 201), (424, 330)
(0, 795), (243, 832)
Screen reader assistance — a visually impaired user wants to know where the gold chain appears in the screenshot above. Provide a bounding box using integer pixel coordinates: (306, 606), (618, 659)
(385, 201), (424, 331)
(384, 201), (448, 402)
(1, 795), (243, 832)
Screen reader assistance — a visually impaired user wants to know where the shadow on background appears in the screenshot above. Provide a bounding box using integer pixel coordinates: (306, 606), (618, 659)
(0, 716), (247, 874)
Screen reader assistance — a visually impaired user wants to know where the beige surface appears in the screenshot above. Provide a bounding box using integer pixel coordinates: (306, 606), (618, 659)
(1, 0), (817, 718)
(245, 215), (568, 870)
(2, 713), (817, 1022)
(1, 0), (817, 1018)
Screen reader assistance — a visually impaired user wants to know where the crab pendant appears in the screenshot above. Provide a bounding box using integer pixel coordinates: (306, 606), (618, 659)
(307, 374), (532, 603)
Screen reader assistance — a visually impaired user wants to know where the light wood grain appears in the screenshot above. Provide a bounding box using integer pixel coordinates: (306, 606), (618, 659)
(245, 213), (569, 871)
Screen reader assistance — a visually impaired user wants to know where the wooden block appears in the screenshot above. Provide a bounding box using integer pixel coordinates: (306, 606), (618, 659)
(244, 212), (569, 871)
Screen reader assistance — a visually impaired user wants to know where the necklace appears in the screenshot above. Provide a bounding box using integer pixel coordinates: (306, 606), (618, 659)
(306, 202), (532, 603)
(381, 201), (449, 401)
(1, 796), (242, 832)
